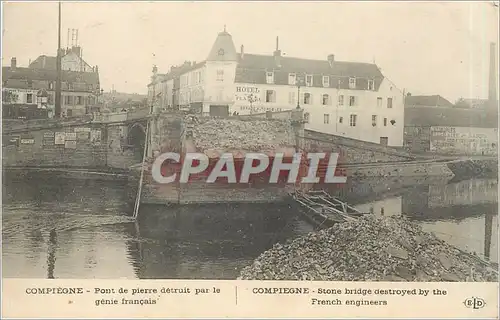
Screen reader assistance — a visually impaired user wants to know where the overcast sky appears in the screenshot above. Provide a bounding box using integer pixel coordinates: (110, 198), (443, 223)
(2, 1), (498, 102)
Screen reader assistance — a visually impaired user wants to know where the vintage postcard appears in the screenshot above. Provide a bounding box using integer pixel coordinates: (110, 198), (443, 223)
(1, 1), (499, 319)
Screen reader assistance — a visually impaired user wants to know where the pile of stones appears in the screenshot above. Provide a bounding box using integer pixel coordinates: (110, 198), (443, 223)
(239, 215), (498, 282)
(188, 117), (292, 152)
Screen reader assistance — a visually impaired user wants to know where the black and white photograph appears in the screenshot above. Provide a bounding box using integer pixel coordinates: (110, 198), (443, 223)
(2, 0), (498, 290)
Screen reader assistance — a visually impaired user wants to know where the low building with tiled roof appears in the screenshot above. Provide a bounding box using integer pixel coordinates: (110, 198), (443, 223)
(405, 95), (455, 108)
(404, 94), (498, 155)
(148, 28), (405, 146)
(2, 56), (101, 119)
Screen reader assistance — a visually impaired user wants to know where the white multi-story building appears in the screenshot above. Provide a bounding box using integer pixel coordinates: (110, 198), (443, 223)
(150, 28), (405, 146)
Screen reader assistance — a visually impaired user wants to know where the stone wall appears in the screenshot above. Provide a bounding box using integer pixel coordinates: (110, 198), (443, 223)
(2, 124), (108, 168)
(300, 129), (414, 164)
(2, 111), (186, 171)
(150, 114), (183, 154)
(347, 161), (455, 179)
(106, 124), (141, 169)
(3, 121), (138, 170)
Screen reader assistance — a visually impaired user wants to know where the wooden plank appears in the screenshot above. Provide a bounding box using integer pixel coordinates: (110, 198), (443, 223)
(293, 189), (368, 228)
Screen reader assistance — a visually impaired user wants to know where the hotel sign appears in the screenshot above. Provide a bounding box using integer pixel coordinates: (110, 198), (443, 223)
(235, 86), (262, 102)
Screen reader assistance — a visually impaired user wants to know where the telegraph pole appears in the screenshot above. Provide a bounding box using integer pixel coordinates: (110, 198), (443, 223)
(54, 1), (62, 118)
(335, 79), (340, 132)
(296, 74), (302, 109)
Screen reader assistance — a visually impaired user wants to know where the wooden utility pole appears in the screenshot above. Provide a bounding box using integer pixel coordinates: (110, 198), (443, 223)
(54, 1), (62, 118)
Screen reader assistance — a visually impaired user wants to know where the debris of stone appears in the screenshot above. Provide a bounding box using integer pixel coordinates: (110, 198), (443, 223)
(238, 215), (498, 282)
(186, 117), (293, 152)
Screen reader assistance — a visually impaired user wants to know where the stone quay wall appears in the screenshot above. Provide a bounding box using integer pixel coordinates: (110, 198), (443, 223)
(2, 122), (138, 171)
(300, 129), (415, 164)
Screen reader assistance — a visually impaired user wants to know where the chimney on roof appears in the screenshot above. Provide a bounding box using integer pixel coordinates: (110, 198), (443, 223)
(327, 54), (335, 67)
(488, 42), (497, 104)
(273, 36), (282, 67)
(240, 44), (244, 59)
(11, 57), (17, 69)
(71, 46), (82, 57)
(42, 56), (47, 68)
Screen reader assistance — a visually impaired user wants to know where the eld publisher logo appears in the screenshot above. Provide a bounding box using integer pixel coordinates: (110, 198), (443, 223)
(463, 297), (486, 309)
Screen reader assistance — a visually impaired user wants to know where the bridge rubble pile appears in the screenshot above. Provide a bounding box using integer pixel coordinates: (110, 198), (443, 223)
(239, 215), (498, 282)
(186, 117), (293, 152)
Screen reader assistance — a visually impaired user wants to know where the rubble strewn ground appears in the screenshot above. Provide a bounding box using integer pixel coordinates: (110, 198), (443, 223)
(239, 215), (498, 282)
(186, 117), (293, 151)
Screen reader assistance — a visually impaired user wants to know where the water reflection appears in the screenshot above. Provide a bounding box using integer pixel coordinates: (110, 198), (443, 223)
(2, 171), (498, 279)
(344, 178), (498, 263)
(47, 229), (57, 279)
(126, 203), (310, 279)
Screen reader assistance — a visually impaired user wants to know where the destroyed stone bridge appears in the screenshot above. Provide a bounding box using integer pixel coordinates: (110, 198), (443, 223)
(10, 108), (487, 204)
(2, 107), (416, 174)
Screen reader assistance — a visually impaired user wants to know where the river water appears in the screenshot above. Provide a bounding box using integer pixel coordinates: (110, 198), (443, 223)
(2, 172), (498, 279)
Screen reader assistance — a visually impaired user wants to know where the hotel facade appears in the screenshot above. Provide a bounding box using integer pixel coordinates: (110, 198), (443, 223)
(148, 29), (404, 146)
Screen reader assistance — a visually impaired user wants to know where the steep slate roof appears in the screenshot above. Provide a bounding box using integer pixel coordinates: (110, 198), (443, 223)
(151, 30), (386, 91)
(2, 66), (100, 86)
(405, 95), (454, 108)
(151, 61), (207, 86)
(234, 53), (385, 90)
(168, 61), (206, 78)
(405, 105), (498, 128)
(29, 49), (93, 71)
(29, 55), (57, 69)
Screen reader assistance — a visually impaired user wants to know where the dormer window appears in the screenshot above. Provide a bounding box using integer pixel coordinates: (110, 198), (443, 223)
(288, 73), (296, 85)
(322, 76), (330, 87)
(305, 75), (313, 87)
(266, 72), (274, 84)
(349, 77), (356, 89)
(368, 80), (375, 91)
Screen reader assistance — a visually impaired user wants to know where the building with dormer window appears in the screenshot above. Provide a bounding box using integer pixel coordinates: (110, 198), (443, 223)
(149, 27), (405, 146)
(2, 56), (101, 119)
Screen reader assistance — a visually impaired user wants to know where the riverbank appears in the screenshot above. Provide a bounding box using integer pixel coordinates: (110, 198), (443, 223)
(447, 159), (498, 181)
(239, 215), (498, 282)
